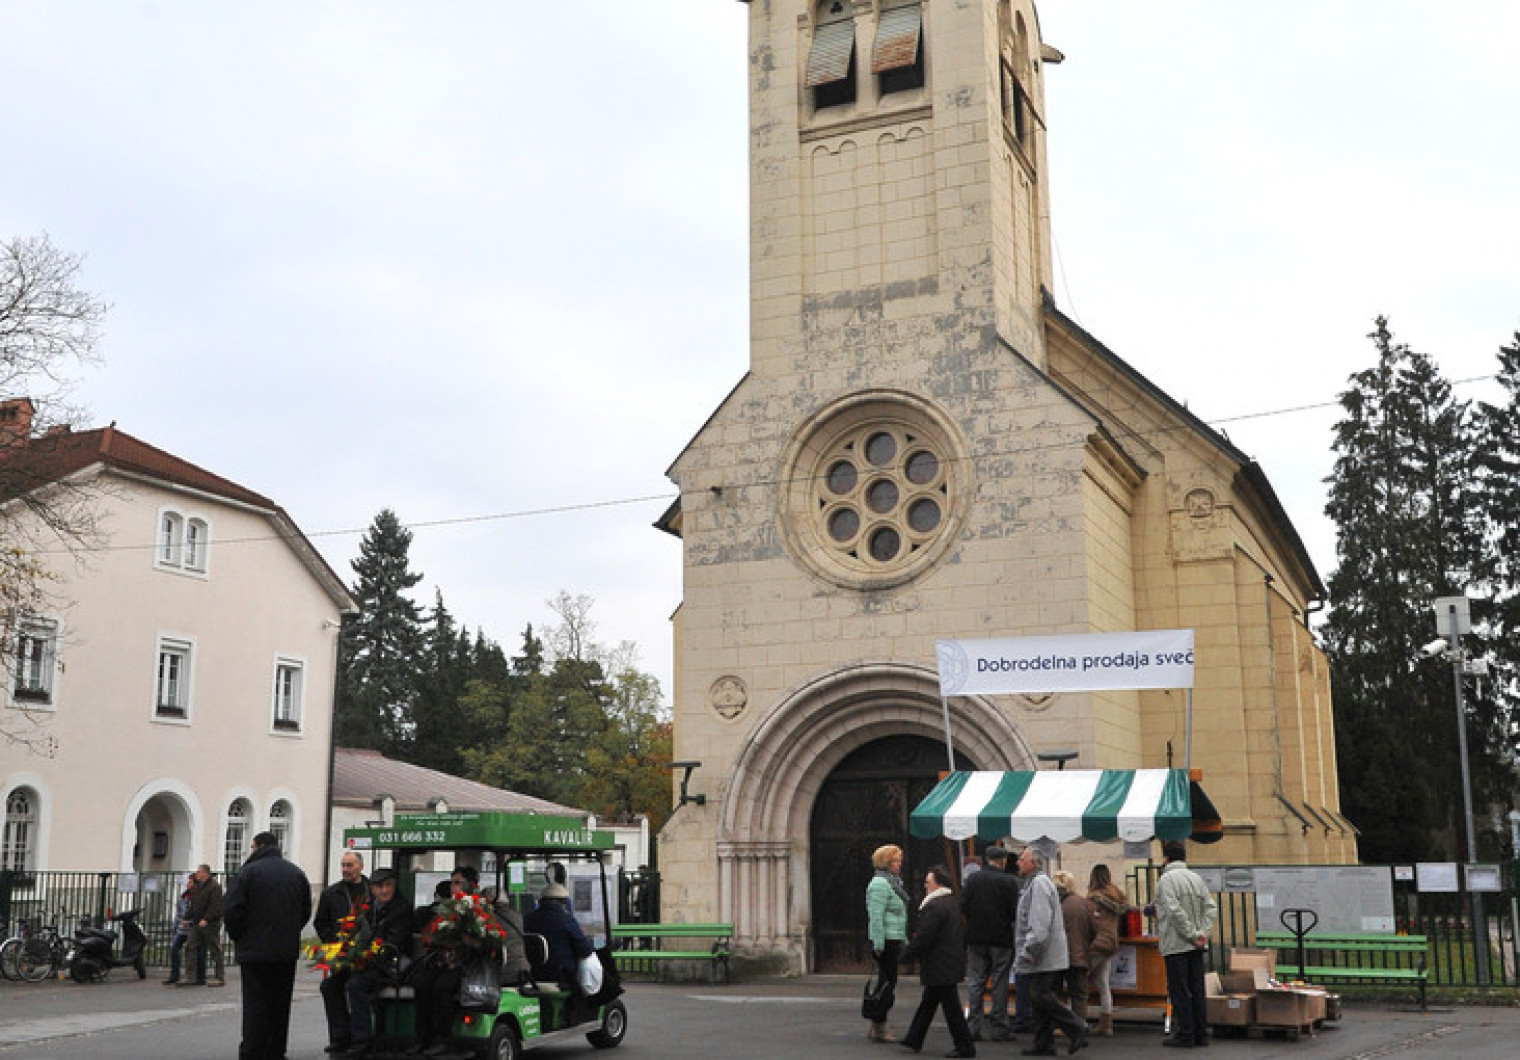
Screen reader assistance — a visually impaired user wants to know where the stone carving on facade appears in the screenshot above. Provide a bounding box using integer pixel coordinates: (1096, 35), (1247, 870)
(709, 675), (749, 721)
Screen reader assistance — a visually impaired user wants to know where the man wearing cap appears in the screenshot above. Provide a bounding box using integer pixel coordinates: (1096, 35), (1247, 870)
(962, 846), (1020, 1042)
(524, 878), (594, 990)
(343, 867), (414, 1057)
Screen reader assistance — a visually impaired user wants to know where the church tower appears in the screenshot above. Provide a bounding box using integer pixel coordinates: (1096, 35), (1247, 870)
(659, 1), (1349, 976)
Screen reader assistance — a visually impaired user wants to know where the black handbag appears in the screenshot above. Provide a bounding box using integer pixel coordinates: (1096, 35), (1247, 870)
(862, 974), (894, 1021)
(456, 950), (502, 1012)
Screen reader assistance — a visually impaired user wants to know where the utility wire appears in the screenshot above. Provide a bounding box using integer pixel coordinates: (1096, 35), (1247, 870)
(20, 372), (1503, 557)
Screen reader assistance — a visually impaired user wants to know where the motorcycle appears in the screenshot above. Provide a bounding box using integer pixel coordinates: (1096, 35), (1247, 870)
(69, 909), (147, 982)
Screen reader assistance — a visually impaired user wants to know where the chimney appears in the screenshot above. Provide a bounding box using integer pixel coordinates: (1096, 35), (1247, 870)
(0, 398), (36, 450)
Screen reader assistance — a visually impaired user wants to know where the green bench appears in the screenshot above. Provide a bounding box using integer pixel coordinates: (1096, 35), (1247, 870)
(610, 922), (733, 983)
(1253, 931), (1428, 1011)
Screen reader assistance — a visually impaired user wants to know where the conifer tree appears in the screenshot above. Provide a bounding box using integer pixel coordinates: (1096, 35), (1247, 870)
(336, 508), (425, 752)
(1473, 335), (1520, 785)
(1322, 318), (1485, 861)
(409, 590), (473, 774)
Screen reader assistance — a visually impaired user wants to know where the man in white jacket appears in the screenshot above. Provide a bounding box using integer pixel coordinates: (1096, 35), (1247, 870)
(1013, 847), (1089, 1058)
(1154, 839), (1219, 1048)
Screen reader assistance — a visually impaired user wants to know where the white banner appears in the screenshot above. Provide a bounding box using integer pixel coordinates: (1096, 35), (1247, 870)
(935, 630), (1195, 696)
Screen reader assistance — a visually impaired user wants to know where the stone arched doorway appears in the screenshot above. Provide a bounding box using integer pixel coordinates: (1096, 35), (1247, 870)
(809, 734), (973, 972)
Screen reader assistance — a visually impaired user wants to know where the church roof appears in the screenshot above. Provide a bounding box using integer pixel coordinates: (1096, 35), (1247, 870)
(1041, 294), (1325, 597)
(332, 747), (586, 817)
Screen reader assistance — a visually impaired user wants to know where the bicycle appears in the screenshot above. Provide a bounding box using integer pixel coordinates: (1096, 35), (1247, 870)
(4, 914), (71, 982)
(0, 917), (34, 981)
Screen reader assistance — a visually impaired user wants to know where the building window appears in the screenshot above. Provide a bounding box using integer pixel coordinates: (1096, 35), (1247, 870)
(156, 509), (210, 574)
(155, 638), (193, 720)
(272, 659), (303, 732)
(268, 800), (291, 852)
(781, 392), (968, 591)
(2, 788), (36, 873)
(12, 616), (59, 706)
(873, 1), (924, 96)
(807, 1), (857, 110)
(224, 799), (252, 874)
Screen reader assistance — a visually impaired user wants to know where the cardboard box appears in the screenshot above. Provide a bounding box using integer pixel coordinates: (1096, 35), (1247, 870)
(1230, 947), (1277, 979)
(1254, 989), (1308, 1027)
(1205, 972), (1222, 997)
(1325, 994), (1342, 1021)
(1207, 994), (1255, 1027)
(1220, 969), (1270, 994)
(1296, 988), (1328, 1022)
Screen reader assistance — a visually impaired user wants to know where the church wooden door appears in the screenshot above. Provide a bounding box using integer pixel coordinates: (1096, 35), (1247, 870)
(808, 735), (970, 973)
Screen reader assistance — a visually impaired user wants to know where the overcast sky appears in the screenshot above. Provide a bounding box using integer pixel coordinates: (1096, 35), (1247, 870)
(4, 2), (1517, 701)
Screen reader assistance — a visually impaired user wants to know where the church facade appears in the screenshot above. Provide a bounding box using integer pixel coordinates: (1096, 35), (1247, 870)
(658, 0), (1353, 974)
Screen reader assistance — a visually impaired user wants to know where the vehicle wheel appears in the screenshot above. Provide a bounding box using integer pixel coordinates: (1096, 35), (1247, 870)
(0, 938), (21, 981)
(69, 958), (99, 983)
(487, 1020), (522, 1060)
(17, 940), (56, 982)
(587, 999), (627, 1049)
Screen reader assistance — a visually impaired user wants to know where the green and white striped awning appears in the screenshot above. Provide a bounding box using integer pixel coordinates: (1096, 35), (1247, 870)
(909, 768), (1219, 844)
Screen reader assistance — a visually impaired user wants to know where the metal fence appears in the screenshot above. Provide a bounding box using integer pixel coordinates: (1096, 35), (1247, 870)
(0, 870), (212, 967)
(1126, 862), (1519, 990)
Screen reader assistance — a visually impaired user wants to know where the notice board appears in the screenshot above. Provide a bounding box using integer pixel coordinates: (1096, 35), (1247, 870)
(1251, 865), (1395, 933)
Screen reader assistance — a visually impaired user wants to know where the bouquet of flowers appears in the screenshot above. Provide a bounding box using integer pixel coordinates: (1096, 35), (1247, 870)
(425, 892), (509, 951)
(307, 902), (386, 974)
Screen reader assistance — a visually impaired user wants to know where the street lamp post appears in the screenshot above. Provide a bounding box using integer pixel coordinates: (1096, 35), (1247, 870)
(1435, 597), (1488, 986)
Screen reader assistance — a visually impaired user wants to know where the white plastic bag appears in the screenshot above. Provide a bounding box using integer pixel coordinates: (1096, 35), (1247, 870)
(577, 953), (604, 995)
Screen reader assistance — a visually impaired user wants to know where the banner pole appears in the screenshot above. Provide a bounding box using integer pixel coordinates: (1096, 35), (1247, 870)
(1184, 687), (1194, 769)
(940, 696), (956, 772)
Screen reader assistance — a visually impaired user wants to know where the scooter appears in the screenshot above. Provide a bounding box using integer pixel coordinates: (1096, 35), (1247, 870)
(69, 909), (147, 982)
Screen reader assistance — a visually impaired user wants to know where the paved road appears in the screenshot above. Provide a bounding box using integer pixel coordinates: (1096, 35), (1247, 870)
(2, 970), (1517, 1059)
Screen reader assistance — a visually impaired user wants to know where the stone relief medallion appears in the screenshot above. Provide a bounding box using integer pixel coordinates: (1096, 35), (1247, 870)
(1185, 488), (1215, 520)
(709, 675), (749, 721)
(1017, 692), (1057, 713)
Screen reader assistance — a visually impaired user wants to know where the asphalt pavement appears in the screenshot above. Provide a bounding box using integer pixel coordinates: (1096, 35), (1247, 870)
(2, 969), (1518, 1060)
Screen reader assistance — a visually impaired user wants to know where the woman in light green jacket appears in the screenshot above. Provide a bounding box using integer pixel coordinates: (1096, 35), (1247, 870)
(864, 844), (910, 1042)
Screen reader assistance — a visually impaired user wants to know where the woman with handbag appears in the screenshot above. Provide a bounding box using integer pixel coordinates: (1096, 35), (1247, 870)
(864, 844), (909, 1043)
(1085, 863), (1129, 1037)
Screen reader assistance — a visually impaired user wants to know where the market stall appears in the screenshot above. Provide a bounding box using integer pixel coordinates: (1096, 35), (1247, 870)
(908, 767), (1222, 1011)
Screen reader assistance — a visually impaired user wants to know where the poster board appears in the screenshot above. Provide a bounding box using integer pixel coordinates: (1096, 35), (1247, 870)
(1251, 866), (1395, 933)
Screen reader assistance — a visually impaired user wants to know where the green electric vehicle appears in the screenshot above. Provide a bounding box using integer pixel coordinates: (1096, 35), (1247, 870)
(340, 811), (628, 1060)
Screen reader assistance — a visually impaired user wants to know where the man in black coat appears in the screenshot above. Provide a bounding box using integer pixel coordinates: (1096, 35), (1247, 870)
(961, 846), (1019, 1042)
(314, 850), (369, 1055)
(899, 864), (976, 1059)
(223, 831), (313, 1060)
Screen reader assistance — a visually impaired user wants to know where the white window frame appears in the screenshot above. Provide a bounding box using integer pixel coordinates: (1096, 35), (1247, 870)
(155, 507), (211, 576)
(223, 798), (252, 874)
(11, 614), (61, 709)
(2, 787), (36, 873)
(267, 799), (293, 853)
(271, 657), (305, 734)
(153, 635), (195, 723)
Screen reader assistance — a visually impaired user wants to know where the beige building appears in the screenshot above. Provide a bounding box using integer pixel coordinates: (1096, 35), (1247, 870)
(658, 1), (1354, 974)
(1, 398), (355, 882)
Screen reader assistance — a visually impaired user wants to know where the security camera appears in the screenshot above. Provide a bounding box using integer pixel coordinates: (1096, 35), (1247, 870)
(1420, 638), (1449, 658)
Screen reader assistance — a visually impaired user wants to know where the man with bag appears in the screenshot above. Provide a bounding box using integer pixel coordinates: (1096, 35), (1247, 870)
(1154, 840), (1218, 1049)
(961, 847), (1019, 1042)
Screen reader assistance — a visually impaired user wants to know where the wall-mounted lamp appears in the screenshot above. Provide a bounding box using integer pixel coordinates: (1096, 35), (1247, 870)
(1036, 751), (1079, 771)
(669, 760), (707, 807)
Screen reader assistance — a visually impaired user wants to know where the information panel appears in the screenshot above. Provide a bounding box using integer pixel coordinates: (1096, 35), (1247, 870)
(1251, 866), (1395, 934)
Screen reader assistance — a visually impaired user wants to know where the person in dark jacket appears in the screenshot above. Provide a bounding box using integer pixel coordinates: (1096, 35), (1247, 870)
(342, 867), (415, 1056)
(961, 846), (1019, 1042)
(314, 851), (369, 1055)
(223, 831), (313, 1060)
(524, 880), (593, 989)
(183, 863), (225, 986)
(899, 864), (976, 1059)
